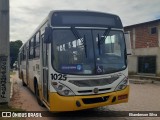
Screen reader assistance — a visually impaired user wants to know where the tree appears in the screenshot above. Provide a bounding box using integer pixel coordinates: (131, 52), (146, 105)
(10, 40), (23, 69)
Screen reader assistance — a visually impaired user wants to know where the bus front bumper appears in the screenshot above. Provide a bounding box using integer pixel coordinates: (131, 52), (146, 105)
(49, 85), (129, 112)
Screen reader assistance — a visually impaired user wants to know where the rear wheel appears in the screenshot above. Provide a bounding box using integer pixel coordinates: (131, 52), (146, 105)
(21, 73), (26, 86)
(35, 83), (44, 107)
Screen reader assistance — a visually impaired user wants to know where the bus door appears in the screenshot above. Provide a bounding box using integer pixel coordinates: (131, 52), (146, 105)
(42, 37), (49, 102)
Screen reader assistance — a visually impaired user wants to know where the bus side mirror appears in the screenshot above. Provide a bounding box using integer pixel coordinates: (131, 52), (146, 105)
(44, 27), (52, 43)
(124, 32), (132, 55)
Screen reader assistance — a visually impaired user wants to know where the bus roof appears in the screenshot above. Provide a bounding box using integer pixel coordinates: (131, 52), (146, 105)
(49, 10), (123, 28)
(20, 10), (123, 50)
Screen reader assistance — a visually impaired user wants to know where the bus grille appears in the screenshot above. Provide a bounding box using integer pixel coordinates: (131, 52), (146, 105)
(82, 96), (109, 104)
(78, 88), (111, 93)
(69, 77), (118, 87)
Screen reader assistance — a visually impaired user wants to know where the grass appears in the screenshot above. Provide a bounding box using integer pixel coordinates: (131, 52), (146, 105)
(1, 71), (24, 119)
(0, 104), (23, 111)
(10, 71), (16, 76)
(0, 105), (25, 120)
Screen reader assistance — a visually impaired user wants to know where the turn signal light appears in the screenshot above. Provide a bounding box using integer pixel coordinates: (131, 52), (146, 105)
(118, 94), (128, 100)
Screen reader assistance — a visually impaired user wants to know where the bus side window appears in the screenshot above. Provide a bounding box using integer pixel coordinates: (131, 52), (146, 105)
(35, 32), (40, 58)
(20, 52), (23, 62)
(24, 45), (26, 60)
(29, 37), (35, 59)
(22, 47), (25, 60)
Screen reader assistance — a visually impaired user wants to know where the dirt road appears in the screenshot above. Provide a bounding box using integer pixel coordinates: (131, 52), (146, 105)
(10, 72), (47, 111)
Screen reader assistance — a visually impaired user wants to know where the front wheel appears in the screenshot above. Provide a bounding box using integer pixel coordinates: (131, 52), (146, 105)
(35, 83), (44, 107)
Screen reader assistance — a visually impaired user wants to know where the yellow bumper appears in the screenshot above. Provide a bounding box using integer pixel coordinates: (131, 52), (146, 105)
(49, 86), (129, 112)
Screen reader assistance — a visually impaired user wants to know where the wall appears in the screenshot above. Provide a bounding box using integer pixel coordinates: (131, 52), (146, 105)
(0, 0), (10, 104)
(127, 47), (160, 75)
(124, 21), (160, 75)
(125, 22), (159, 49)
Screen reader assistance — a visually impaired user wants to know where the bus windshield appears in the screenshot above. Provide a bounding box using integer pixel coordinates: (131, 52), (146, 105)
(51, 28), (126, 75)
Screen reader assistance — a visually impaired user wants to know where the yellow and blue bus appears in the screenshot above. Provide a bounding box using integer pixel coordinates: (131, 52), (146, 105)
(18, 10), (131, 112)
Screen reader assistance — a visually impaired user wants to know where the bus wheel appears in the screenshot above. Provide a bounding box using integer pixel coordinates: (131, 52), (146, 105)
(22, 74), (26, 86)
(35, 83), (44, 107)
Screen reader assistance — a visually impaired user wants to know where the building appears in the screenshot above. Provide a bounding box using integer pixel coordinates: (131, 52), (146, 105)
(124, 19), (160, 76)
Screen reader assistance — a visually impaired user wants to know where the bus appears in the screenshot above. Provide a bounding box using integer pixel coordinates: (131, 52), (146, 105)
(18, 10), (131, 112)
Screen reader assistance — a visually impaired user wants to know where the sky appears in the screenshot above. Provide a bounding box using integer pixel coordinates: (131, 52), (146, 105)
(10, 0), (160, 43)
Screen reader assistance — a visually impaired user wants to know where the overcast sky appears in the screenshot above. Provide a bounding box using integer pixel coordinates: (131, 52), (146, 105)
(10, 0), (160, 42)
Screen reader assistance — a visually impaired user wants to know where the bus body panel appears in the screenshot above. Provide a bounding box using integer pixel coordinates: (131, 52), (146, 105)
(28, 59), (40, 93)
(20, 61), (27, 83)
(49, 85), (129, 111)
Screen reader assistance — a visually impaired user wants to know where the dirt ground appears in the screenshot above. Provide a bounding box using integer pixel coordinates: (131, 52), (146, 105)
(9, 72), (52, 120)
(10, 73), (46, 111)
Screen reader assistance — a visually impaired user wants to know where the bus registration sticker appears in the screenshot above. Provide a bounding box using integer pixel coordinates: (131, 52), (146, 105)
(61, 64), (83, 72)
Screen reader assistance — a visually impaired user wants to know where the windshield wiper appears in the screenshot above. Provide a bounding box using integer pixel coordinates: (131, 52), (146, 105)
(71, 27), (81, 40)
(97, 27), (111, 55)
(71, 27), (87, 57)
(83, 35), (87, 57)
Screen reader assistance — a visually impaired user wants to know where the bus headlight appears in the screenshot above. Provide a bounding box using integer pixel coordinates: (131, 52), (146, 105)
(115, 77), (128, 91)
(52, 82), (75, 96)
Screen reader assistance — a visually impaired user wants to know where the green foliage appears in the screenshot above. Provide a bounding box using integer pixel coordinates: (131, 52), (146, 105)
(0, 104), (24, 111)
(10, 71), (16, 75)
(10, 40), (23, 69)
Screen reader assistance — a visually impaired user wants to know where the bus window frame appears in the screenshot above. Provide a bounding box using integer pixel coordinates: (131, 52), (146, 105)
(35, 31), (40, 58)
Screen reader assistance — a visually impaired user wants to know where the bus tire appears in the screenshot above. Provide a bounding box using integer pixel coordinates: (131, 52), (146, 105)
(35, 83), (44, 107)
(21, 73), (26, 86)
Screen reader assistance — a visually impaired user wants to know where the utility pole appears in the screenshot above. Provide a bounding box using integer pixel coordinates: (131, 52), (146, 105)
(0, 0), (10, 104)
